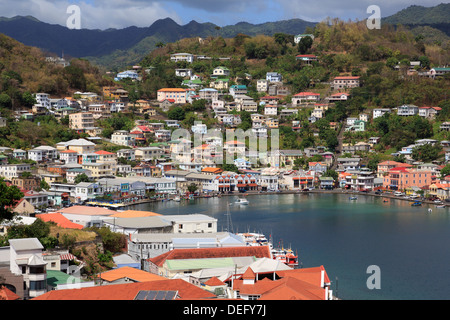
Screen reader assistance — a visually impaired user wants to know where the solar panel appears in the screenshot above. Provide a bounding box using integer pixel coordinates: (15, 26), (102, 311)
(134, 290), (178, 300)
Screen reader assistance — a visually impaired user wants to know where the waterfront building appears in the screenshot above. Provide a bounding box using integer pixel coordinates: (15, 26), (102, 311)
(382, 167), (433, 191)
(344, 168), (375, 191)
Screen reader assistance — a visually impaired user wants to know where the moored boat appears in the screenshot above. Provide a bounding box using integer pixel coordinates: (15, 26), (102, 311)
(235, 198), (249, 205)
(271, 247), (299, 267)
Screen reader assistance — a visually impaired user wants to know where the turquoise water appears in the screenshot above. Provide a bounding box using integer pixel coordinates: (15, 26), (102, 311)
(131, 193), (450, 300)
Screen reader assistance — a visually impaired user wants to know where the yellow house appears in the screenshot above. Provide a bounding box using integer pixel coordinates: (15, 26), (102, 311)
(13, 199), (36, 216)
(82, 163), (114, 178)
(266, 118), (279, 129)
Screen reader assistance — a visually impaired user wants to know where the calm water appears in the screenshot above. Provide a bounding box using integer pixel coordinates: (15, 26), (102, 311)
(131, 193), (450, 300)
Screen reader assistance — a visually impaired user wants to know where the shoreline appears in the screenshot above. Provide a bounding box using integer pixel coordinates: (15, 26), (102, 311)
(108, 188), (447, 210)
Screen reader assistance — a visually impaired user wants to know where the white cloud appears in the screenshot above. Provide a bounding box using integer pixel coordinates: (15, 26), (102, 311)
(0, 0), (182, 29)
(274, 0), (448, 22)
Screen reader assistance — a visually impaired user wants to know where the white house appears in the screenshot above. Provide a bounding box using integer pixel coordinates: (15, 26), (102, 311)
(266, 72), (282, 83)
(8, 238), (47, 299)
(191, 122), (208, 135)
(291, 92), (320, 106)
(264, 105), (278, 116)
(170, 53), (194, 63)
(59, 150), (79, 164)
(212, 66), (230, 77)
(34, 93), (51, 109)
(257, 79), (268, 92)
(397, 104), (419, 116)
(175, 68), (193, 77)
(372, 108), (391, 119)
(111, 130), (136, 147)
(294, 34), (315, 44)
(114, 70), (139, 81)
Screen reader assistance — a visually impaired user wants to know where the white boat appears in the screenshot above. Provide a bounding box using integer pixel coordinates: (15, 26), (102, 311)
(235, 198), (249, 205)
(174, 196), (181, 202)
(238, 232), (270, 247)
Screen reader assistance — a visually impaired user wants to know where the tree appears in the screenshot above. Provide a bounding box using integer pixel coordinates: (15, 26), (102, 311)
(0, 179), (24, 223)
(412, 144), (442, 162)
(167, 106), (186, 121)
(440, 164), (450, 178)
(0, 93), (12, 109)
(187, 183), (198, 193)
(74, 173), (90, 184)
(297, 36), (313, 54)
(323, 169), (338, 181)
(40, 180), (50, 191)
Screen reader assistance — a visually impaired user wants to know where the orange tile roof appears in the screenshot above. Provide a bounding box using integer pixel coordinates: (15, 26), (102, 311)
(100, 266), (166, 283)
(36, 213), (84, 229)
(58, 205), (115, 216)
(242, 267), (256, 280)
(294, 92), (320, 96)
(149, 246), (272, 267)
(0, 286), (20, 300)
(202, 167), (223, 173)
(233, 266), (330, 300)
(33, 279), (215, 300)
(95, 150), (115, 155)
(109, 210), (162, 218)
(204, 276), (226, 286)
(158, 88), (186, 92)
(276, 265), (331, 286)
(258, 277), (326, 300)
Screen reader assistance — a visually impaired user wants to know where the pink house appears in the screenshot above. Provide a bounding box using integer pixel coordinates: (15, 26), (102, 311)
(383, 167), (433, 191)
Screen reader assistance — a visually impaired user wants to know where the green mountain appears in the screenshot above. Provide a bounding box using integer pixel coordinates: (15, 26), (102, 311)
(0, 16), (316, 69)
(382, 3), (450, 24)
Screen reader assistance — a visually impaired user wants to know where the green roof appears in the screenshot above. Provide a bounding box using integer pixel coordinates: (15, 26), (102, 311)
(46, 270), (87, 288)
(166, 257), (244, 270)
(433, 67), (450, 71)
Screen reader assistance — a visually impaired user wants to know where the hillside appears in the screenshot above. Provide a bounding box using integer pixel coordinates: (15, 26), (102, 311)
(0, 33), (111, 98)
(382, 3), (450, 25)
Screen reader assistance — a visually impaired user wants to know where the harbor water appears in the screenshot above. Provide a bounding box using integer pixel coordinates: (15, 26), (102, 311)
(130, 193), (450, 300)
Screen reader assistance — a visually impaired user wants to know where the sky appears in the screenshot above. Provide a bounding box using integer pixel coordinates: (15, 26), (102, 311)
(0, 0), (447, 30)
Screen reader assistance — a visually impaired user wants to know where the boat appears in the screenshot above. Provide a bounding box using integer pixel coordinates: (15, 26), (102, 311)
(174, 196), (181, 202)
(411, 201), (422, 206)
(349, 196), (357, 200)
(235, 198), (249, 205)
(436, 205), (446, 208)
(238, 232), (271, 247)
(271, 247), (299, 267)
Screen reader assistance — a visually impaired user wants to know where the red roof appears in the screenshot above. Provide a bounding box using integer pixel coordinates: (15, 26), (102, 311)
(0, 286), (20, 300)
(95, 150), (115, 155)
(36, 213), (84, 229)
(334, 76), (360, 80)
(137, 126), (151, 132)
(33, 279), (215, 300)
(148, 246), (272, 267)
(204, 276), (226, 286)
(294, 92), (320, 96)
(242, 267), (256, 280)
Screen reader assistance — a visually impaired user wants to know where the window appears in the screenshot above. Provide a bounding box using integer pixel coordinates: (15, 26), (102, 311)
(29, 280), (46, 291)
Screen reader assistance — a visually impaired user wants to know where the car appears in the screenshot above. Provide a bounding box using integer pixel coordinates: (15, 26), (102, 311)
(394, 191), (403, 196)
